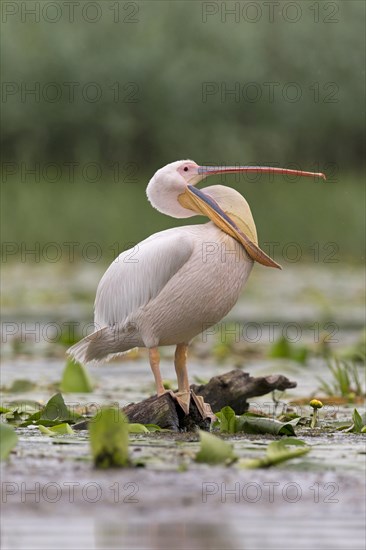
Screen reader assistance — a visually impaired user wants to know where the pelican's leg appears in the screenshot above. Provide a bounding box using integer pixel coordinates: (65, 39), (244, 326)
(174, 343), (191, 414)
(174, 344), (216, 420)
(149, 346), (189, 413)
(148, 347), (166, 396)
(149, 345), (215, 420)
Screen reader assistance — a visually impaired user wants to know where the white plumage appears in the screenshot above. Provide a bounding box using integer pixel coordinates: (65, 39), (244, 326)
(69, 223), (252, 363)
(94, 228), (194, 329)
(68, 159), (325, 416)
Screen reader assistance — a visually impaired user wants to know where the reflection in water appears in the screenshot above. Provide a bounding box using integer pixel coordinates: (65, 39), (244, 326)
(0, 518), (238, 550)
(95, 521), (238, 550)
(3, 512), (365, 550)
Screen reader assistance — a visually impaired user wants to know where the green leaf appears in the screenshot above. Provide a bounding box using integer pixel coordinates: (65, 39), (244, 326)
(269, 336), (292, 358)
(266, 438), (308, 458)
(1, 400), (43, 424)
(195, 431), (237, 465)
(60, 359), (93, 393)
(0, 423), (18, 460)
(343, 409), (366, 433)
(242, 438), (310, 469)
(21, 393), (81, 426)
(57, 325), (81, 347)
(38, 423), (75, 436)
(40, 393), (73, 421)
(214, 407), (298, 436)
(5, 410), (29, 424)
(216, 406), (237, 433)
(89, 407), (129, 468)
(128, 423), (149, 433)
(4, 400), (42, 414)
(352, 409), (364, 433)
(144, 424), (163, 432)
(4, 379), (37, 393)
(269, 336), (308, 364)
(237, 413), (297, 436)
(340, 409), (366, 433)
(292, 347), (309, 364)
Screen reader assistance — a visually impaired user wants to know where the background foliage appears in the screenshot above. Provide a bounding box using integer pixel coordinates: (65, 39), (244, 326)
(1, 1), (365, 261)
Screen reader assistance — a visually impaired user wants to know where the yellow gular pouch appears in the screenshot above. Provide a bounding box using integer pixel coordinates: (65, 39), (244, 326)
(178, 184), (281, 269)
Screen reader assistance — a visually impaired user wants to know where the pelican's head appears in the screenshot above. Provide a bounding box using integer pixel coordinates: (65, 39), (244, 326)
(146, 160), (201, 218)
(146, 159), (326, 269)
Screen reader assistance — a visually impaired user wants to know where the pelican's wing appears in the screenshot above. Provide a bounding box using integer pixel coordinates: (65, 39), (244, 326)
(94, 229), (194, 327)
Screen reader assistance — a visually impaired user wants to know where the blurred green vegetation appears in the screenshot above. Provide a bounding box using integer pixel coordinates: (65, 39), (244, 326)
(2, 173), (364, 262)
(1, 1), (365, 262)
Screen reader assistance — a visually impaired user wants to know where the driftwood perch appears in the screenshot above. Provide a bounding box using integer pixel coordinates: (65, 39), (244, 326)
(191, 370), (297, 415)
(122, 369), (296, 431)
(123, 393), (211, 431)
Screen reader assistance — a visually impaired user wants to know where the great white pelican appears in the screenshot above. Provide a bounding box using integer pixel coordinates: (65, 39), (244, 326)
(68, 160), (325, 417)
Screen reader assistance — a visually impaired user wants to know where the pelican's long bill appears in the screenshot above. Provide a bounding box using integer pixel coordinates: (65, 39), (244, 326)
(197, 165), (327, 180)
(178, 164), (326, 269)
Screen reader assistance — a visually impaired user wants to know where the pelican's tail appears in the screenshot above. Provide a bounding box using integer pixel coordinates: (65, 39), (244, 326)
(67, 324), (141, 365)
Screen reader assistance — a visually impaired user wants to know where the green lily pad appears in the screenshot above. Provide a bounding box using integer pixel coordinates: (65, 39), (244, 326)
(351, 409), (365, 433)
(3, 400), (42, 414)
(60, 359), (93, 393)
(242, 438), (311, 469)
(0, 423), (18, 460)
(21, 393), (81, 426)
(38, 423), (75, 436)
(237, 413), (297, 436)
(215, 406), (237, 433)
(1, 400), (42, 424)
(3, 379), (37, 393)
(89, 407), (129, 468)
(195, 431), (237, 465)
(215, 407), (298, 436)
(342, 409), (366, 433)
(128, 423), (149, 433)
(144, 424), (163, 432)
(269, 336), (308, 363)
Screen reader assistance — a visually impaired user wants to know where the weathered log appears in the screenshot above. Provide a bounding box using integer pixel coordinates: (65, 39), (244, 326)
(123, 393), (179, 430)
(122, 369), (296, 430)
(73, 369), (297, 432)
(123, 392), (211, 431)
(191, 369), (297, 415)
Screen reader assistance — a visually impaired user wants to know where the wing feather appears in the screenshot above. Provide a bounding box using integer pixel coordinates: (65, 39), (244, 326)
(94, 228), (194, 327)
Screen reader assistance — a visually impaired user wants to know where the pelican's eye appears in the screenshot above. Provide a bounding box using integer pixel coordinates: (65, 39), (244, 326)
(183, 167), (189, 172)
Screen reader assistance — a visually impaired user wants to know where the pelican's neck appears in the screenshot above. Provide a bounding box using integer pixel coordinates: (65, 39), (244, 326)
(146, 176), (197, 219)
